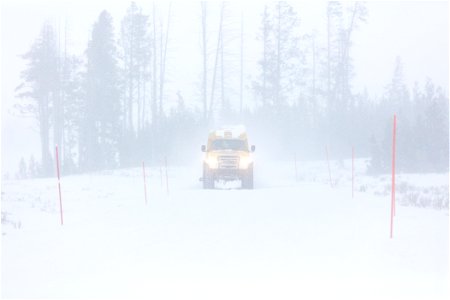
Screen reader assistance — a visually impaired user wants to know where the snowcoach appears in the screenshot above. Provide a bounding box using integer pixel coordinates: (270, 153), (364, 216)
(201, 126), (255, 189)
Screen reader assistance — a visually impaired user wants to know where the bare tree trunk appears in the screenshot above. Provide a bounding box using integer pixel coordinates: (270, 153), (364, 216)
(55, 21), (63, 155)
(128, 50), (133, 132)
(142, 71), (146, 131)
(201, 2), (207, 121)
(40, 95), (51, 175)
(276, 2), (281, 105)
(128, 11), (134, 132)
(152, 3), (158, 127)
(159, 16), (163, 119)
(207, 2), (224, 123)
(342, 2), (358, 108)
(137, 66), (141, 131)
(262, 5), (268, 105)
(311, 33), (316, 114)
(220, 15), (224, 112)
(63, 18), (70, 165)
(327, 5), (331, 104)
(239, 9), (243, 116)
(159, 3), (171, 121)
(150, 3), (158, 162)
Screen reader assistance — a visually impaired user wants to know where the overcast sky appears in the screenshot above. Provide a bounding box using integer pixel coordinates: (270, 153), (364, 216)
(1, 0), (448, 176)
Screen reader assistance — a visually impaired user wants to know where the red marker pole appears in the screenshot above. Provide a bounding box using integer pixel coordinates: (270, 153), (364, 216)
(165, 156), (169, 195)
(326, 145), (333, 188)
(55, 145), (64, 226)
(142, 161), (148, 205)
(390, 114), (397, 239)
(352, 146), (354, 198)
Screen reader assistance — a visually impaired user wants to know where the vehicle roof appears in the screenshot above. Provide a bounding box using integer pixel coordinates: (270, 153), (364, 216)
(209, 125), (247, 140)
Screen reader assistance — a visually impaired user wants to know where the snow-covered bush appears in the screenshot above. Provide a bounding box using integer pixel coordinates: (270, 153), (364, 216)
(397, 183), (448, 210)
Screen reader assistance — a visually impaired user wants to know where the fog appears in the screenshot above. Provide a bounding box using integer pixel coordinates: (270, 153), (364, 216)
(1, 0), (448, 177)
(1, 1), (449, 298)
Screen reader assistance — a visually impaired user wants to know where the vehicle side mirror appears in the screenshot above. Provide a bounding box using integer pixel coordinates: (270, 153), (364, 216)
(201, 145), (206, 152)
(251, 145), (255, 152)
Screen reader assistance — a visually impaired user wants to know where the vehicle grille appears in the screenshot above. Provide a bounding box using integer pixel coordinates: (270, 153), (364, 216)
(218, 155), (239, 169)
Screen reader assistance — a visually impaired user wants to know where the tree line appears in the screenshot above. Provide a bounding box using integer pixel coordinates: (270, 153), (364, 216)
(14, 1), (448, 178)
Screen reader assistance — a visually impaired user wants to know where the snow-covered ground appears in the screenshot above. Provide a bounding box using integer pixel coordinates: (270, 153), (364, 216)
(1, 159), (449, 299)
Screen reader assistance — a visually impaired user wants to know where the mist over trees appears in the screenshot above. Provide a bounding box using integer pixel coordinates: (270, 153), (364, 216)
(14, 1), (449, 178)
(16, 22), (58, 176)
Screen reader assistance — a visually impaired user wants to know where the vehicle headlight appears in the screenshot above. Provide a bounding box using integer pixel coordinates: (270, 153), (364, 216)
(204, 156), (218, 169)
(239, 156), (253, 169)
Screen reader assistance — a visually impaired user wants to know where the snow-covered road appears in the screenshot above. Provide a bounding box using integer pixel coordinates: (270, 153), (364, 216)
(1, 160), (448, 299)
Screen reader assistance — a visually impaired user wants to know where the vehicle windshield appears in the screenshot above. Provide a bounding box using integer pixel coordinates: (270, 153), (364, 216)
(210, 139), (247, 151)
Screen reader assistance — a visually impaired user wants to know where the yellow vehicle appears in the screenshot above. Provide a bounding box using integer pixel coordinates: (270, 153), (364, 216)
(201, 126), (255, 189)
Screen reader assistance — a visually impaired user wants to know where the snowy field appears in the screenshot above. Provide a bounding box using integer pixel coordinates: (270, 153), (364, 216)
(1, 159), (449, 300)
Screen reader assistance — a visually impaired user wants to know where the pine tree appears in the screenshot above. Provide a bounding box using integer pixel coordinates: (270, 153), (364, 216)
(80, 10), (121, 171)
(423, 80), (449, 172)
(15, 22), (58, 176)
(18, 157), (27, 179)
(337, 2), (367, 109)
(28, 155), (37, 178)
(325, 1), (342, 111)
(120, 2), (152, 167)
(274, 1), (301, 107)
(323, 2), (367, 156)
(121, 2), (151, 134)
(258, 5), (274, 107)
(253, 2), (300, 108)
(61, 54), (83, 173)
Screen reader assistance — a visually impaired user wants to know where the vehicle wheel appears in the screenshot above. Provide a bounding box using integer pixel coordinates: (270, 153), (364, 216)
(242, 164), (253, 189)
(203, 164), (214, 189)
